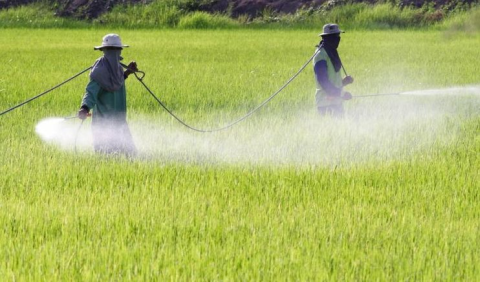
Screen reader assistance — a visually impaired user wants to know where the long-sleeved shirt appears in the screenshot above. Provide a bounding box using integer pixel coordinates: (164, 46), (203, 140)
(81, 79), (127, 122)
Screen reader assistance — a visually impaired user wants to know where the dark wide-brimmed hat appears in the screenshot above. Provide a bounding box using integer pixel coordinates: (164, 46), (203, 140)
(319, 23), (344, 36)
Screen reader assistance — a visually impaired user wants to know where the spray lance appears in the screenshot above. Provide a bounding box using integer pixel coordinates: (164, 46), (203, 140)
(354, 93), (401, 98)
(339, 63), (402, 99)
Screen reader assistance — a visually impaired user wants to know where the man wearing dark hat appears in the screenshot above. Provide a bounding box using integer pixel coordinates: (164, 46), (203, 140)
(314, 23), (354, 117)
(78, 34), (138, 155)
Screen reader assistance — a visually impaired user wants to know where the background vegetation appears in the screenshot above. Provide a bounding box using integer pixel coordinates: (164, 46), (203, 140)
(0, 0), (478, 30)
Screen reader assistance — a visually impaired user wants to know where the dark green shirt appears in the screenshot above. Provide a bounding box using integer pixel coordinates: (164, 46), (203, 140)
(81, 80), (127, 122)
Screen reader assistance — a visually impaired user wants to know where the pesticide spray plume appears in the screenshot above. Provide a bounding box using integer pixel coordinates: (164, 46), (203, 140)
(4, 55), (473, 164)
(129, 100), (453, 166)
(355, 85), (480, 98)
(35, 117), (92, 151)
(400, 85), (480, 96)
(35, 85), (479, 166)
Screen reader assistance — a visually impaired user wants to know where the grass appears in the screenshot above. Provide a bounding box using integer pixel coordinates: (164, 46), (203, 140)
(0, 3), (88, 28)
(0, 28), (479, 280)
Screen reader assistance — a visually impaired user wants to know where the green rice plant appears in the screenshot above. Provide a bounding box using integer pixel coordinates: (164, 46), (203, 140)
(0, 28), (479, 280)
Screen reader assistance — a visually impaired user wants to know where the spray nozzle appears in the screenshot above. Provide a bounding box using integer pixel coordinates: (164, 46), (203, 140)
(77, 110), (92, 120)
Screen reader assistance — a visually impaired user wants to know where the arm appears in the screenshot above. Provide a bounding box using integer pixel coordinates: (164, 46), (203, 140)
(78, 80), (101, 119)
(314, 60), (342, 97)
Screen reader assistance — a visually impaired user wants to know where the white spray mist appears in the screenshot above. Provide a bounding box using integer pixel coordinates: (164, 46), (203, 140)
(401, 85), (480, 96)
(35, 85), (479, 165)
(35, 118), (92, 151)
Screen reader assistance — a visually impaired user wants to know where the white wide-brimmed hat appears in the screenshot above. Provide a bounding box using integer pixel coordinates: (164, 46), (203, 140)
(319, 23), (344, 36)
(94, 34), (129, 50)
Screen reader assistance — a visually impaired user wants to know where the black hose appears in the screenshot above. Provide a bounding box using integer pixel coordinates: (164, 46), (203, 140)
(0, 66), (92, 117)
(133, 50), (320, 133)
(2, 51), (321, 134)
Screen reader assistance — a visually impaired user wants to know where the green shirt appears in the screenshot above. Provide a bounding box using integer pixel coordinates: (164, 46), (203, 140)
(81, 80), (127, 122)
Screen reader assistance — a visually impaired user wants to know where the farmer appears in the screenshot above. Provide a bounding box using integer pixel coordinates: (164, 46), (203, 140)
(313, 23), (354, 117)
(78, 34), (138, 155)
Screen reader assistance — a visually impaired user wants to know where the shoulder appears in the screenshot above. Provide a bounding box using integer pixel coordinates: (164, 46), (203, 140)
(91, 57), (103, 68)
(86, 79), (101, 91)
(314, 47), (328, 63)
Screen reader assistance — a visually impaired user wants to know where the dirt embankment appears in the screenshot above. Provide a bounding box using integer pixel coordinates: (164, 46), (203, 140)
(1, 0), (475, 19)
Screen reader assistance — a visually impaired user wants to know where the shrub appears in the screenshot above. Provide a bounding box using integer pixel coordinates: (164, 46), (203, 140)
(0, 3), (83, 28)
(424, 9), (445, 24)
(95, 1), (182, 28)
(0, 0), (478, 30)
(441, 6), (480, 34)
(323, 3), (369, 25)
(177, 11), (238, 29)
(354, 3), (417, 28)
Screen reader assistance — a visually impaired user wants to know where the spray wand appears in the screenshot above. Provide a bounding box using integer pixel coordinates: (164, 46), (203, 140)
(339, 63), (402, 99)
(354, 93), (401, 98)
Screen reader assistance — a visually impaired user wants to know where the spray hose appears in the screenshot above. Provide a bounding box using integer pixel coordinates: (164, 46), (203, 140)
(1, 50), (317, 132)
(0, 54), (401, 130)
(4, 50), (400, 133)
(0, 67), (92, 117)
(125, 50), (320, 133)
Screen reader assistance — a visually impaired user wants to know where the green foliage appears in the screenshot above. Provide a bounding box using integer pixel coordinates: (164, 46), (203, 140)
(177, 11), (239, 29)
(239, 2), (459, 29)
(0, 3), (86, 28)
(440, 6), (480, 34)
(353, 3), (419, 28)
(322, 3), (370, 25)
(0, 1), (478, 30)
(176, 0), (217, 13)
(95, 1), (182, 28)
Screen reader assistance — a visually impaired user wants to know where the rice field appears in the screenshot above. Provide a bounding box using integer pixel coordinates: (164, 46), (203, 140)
(0, 28), (479, 280)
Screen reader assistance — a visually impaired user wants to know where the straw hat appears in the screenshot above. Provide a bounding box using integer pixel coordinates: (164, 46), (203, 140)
(319, 24), (344, 36)
(94, 34), (129, 50)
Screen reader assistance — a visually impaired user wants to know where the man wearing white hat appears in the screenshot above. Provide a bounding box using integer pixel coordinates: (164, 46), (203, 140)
(313, 23), (354, 117)
(78, 34), (138, 155)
